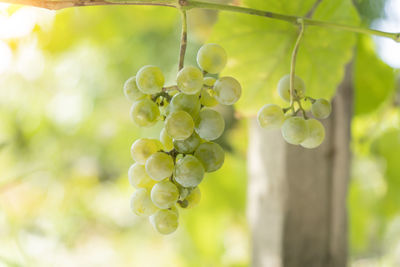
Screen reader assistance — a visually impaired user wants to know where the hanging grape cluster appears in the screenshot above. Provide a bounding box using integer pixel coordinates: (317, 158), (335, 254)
(123, 44), (241, 234)
(257, 74), (332, 148)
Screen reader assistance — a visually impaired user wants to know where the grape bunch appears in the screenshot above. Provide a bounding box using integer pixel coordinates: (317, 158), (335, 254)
(123, 44), (241, 234)
(257, 74), (332, 149)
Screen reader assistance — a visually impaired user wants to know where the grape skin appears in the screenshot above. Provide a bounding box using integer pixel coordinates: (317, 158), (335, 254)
(130, 188), (158, 217)
(185, 187), (201, 209)
(201, 77), (218, 107)
(160, 127), (174, 151)
(311, 98), (331, 119)
(145, 152), (174, 181)
(174, 155), (205, 187)
(203, 77), (216, 87)
(131, 138), (162, 164)
(176, 66), (204, 95)
(178, 187), (190, 200)
(213, 77), (242, 105)
(151, 180), (179, 209)
(128, 163), (156, 189)
(195, 108), (225, 141)
(149, 209), (179, 235)
(194, 142), (225, 172)
(165, 110), (194, 140)
(257, 104), (285, 129)
(301, 119), (325, 149)
(136, 65), (165, 94)
(277, 74), (306, 102)
(197, 43), (227, 74)
(123, 76), (146, 102)
(130, 98), (160, 127)
(173, 132), (201, 154)
(281, 117), (308, 145)
(168, 205), (179, 218)
(169, 92), (201, 118)
(200, 89), (218, 107)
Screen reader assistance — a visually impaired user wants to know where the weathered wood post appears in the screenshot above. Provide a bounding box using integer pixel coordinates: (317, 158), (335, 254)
(248, 67), (353, 267)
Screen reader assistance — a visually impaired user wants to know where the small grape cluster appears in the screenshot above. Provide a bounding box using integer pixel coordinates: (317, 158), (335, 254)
(123, 44), (241, 234)
(257, 75), (332, 148)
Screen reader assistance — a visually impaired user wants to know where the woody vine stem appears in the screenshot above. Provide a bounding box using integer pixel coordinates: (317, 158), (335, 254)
(178, 8), (187, 71)
(3, 0), (400, 42)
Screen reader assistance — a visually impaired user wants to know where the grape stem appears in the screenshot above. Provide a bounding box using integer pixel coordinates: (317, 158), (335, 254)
(7, 0), (400, 42)
(305, 96), (316, 103)
(178, 7), (188, 71)
(152, 91), (172, 102)
(296, 100), (308, 119)
(289, 18), (305, 107)
(163, 85), (179, 91)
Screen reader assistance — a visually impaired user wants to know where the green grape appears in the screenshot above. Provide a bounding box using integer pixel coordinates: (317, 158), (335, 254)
(136, 65), (165, 94)
(197, 43), (227, 74)
(178, 186), (190, 200)
(213, 77), (242, 105)
(277, 74), (306, 102)
(123, 76), (146, 102)
(200, 89), (218, 107)
(165, 110), (194, 140)
(301, 119), (325, 149)
(168, 205), (179, 217)
(257, 104), (285, 129)
(174, 155), (205, 187)
(204, 77), (216, 87)
(160, 127), (174, 151)
(281, 117), (308, 145)
(151, 180), (179, 209)
(149, 209), (178, 235)
(173, 132), (201, 154)
(311, 98), (332, 119)
(176, 66), (204, 95)
(130, 188), (158, 216)
(131, 138), (162, 164)
(194, 142), (225, 172)
(130, 98), (160, 127)
(201, 77), (218, 107)
(195, 108), (225, 141)
(169, 92), (201, 118)
(145, 152), (174, 181)
(159, 101), (170, 117)
(128, 163), (156, 189)
(185, 187), (201, 209)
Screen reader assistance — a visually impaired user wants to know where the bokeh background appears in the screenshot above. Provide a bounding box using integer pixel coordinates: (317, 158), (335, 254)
(0, 0), (399, 266)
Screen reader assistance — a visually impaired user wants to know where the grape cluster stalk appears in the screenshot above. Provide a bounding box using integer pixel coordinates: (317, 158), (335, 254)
(257, 74), (332, 149)
(124, 44), (242, 234)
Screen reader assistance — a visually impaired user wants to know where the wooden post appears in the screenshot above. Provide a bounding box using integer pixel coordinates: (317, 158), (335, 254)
(248, 67), (352, 267)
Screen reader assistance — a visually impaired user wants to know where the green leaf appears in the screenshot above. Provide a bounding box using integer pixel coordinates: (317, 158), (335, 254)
(353, 36), (396, 115)
(210, 0), (359, 115)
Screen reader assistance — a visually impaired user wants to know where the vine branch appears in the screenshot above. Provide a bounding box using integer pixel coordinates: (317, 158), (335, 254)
(289, 19), (305, 106)
(2, 0), (400, 42)
(178, 8), (187, 71)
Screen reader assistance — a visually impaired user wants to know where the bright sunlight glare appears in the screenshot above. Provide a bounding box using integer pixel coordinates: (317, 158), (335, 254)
(0, 40), (12, 73)
(373, 0), (400, 68)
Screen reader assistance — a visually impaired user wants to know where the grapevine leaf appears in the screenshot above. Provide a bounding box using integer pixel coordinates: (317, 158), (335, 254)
(210, 0), (360, 115)
(354, 36), (396, 115)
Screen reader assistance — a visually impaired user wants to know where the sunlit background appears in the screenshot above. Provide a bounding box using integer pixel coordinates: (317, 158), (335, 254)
(0, 0), (399, 266)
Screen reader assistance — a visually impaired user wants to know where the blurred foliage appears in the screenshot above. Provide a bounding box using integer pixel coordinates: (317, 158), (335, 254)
(0, 4), (248, 267)
(0, 0), (400, 266)
(353, 35), (396, 115)
(353, 0), (387, 24)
